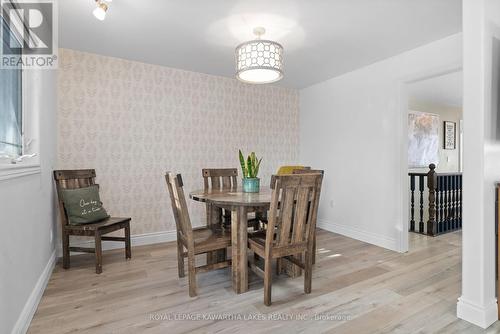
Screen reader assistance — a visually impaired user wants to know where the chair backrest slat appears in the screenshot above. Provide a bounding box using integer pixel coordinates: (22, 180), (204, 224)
(211, 176), (221, 189)
(277, 187), (296, 246)
(165, 172), (193, 244)
(53, 169), (97, 227)
(292, 170), (325, 232)
(277, 166), (311, 175)
(202, 168), (238, 191)
(222, 176), (232, 189)
(78, 178), (92, 188)
(292, 169), (324, 175)
(292, 186), (312, 243)
(267, 174), (323, 251)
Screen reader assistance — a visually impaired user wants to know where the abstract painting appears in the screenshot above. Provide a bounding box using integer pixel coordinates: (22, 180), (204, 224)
(408, 111), (439, 168)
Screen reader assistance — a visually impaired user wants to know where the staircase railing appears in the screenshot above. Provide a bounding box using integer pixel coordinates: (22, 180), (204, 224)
(408, 164), (462, 236)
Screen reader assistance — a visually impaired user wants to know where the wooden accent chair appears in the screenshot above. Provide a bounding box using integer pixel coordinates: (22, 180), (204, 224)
(53, 169), (131, 274)
(293, 169), (325, 265)
(248, 173), (323, 305)
(166, 172), (231, 297)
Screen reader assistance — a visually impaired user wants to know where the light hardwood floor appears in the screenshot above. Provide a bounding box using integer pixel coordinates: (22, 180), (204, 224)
(28, 229), (500, 334)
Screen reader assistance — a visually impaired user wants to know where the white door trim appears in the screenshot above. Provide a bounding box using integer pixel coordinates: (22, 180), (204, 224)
(396, 64), (462, 253)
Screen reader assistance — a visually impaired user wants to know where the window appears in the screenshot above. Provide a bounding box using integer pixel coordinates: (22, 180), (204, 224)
(0, 16), (39, 179)
(0, 16), (23, 159)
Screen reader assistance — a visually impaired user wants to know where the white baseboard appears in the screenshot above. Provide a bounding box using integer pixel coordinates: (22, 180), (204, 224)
(11, 250), (56, 334)
(457, 297), (498, 329)
(56, 230), (177, 257)
(317, 220), (398, 251)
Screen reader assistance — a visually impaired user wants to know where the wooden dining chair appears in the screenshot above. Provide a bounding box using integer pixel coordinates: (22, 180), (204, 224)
(202, 168), (238, 226)
(202, 168), (262, 230)
(265, 166), (315, 277)
(166, 172), (232, 297)
(248, 173), (323, 306)
(257, 166), (310, 227)
(293, 169), (324, 265)
(277, 165), (311, 175)
(53, 169), (131, 274)
(202, 168), (238, 190)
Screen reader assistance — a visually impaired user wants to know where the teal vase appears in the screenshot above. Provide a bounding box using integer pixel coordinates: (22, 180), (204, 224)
(242, 178), (260, 193)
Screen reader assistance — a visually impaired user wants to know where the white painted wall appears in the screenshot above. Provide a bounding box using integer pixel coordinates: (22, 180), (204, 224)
(299, 33), (462, 252)
(457, 0), (500, 328)
(0, 71), (57, 332)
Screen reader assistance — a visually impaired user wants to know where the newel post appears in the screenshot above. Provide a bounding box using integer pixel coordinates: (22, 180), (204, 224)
(427, 164), (437, 236)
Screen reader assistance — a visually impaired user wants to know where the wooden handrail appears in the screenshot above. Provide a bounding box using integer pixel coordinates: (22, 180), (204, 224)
(409, 172), (462, 176)
(408, 172), (428, 177)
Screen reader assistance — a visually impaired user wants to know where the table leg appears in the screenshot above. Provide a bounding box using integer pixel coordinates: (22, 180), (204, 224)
(231, 206), (248, 294)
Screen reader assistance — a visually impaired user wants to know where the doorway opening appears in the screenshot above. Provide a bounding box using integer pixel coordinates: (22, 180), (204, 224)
(403, 70), (463, 251)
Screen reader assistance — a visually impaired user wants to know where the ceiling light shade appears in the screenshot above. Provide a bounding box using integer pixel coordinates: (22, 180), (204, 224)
(93, 1), (108, 21)
(235, 27), (284, 84)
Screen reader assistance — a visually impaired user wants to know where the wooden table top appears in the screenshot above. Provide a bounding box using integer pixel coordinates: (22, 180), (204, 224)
(189, 188), (272, 207)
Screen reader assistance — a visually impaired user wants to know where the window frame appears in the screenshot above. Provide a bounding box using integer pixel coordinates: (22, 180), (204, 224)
(0, 14), (40, 179)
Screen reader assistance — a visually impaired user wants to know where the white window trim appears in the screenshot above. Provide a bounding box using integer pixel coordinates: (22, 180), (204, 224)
(0, 56), (41, 179)
(0, 163), (41, 181)
(19, 69), (40, 162)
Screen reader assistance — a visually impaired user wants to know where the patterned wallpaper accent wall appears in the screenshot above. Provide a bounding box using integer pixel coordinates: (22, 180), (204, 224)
(57, 49), (300, 236)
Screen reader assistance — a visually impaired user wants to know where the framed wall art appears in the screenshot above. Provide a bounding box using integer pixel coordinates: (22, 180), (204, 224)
(444, 121), (456, 150)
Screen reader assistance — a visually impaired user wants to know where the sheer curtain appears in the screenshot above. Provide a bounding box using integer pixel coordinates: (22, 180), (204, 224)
(0, 17), (22, 157)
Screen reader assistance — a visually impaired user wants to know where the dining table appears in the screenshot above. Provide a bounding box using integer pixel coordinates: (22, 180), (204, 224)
(189, 188), (272, 294)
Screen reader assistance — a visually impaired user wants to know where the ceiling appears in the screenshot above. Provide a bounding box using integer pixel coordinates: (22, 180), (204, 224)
(59, 0), (462, 89)
(408, 71), (463, 108)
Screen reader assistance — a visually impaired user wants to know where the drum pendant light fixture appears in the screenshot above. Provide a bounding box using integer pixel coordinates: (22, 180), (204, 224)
(235, 27), (284, 84)
(93, 0), (111, 21)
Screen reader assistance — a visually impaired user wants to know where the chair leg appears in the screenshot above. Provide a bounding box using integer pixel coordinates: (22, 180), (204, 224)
(205, 203), (213, 265)
(206, 204), (224, 264)
(252, 212), (261, 231)
(276, 258), (282, 275)
(264, 257), (272, 306)
(312, 234), (317, 265)
(304, 251), (313, 294)
(176, 235), (185, 278)
(255, 252), (261, 262)
(292, 254), (303, 277)
(255, 211), (267, 230)
(95, 231), (103, 274)
(214, 208), (226, 262)
(223, 209), (231, 225)
(187, 252), (197, 297)
(125, 222), (132, 259)
(62, 230), (70, 269)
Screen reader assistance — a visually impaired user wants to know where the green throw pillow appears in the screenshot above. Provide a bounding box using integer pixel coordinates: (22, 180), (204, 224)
(60, 185), (110, 224)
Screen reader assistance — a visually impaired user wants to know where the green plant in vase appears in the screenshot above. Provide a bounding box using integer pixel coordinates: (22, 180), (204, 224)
(239, 150), (262, 193)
